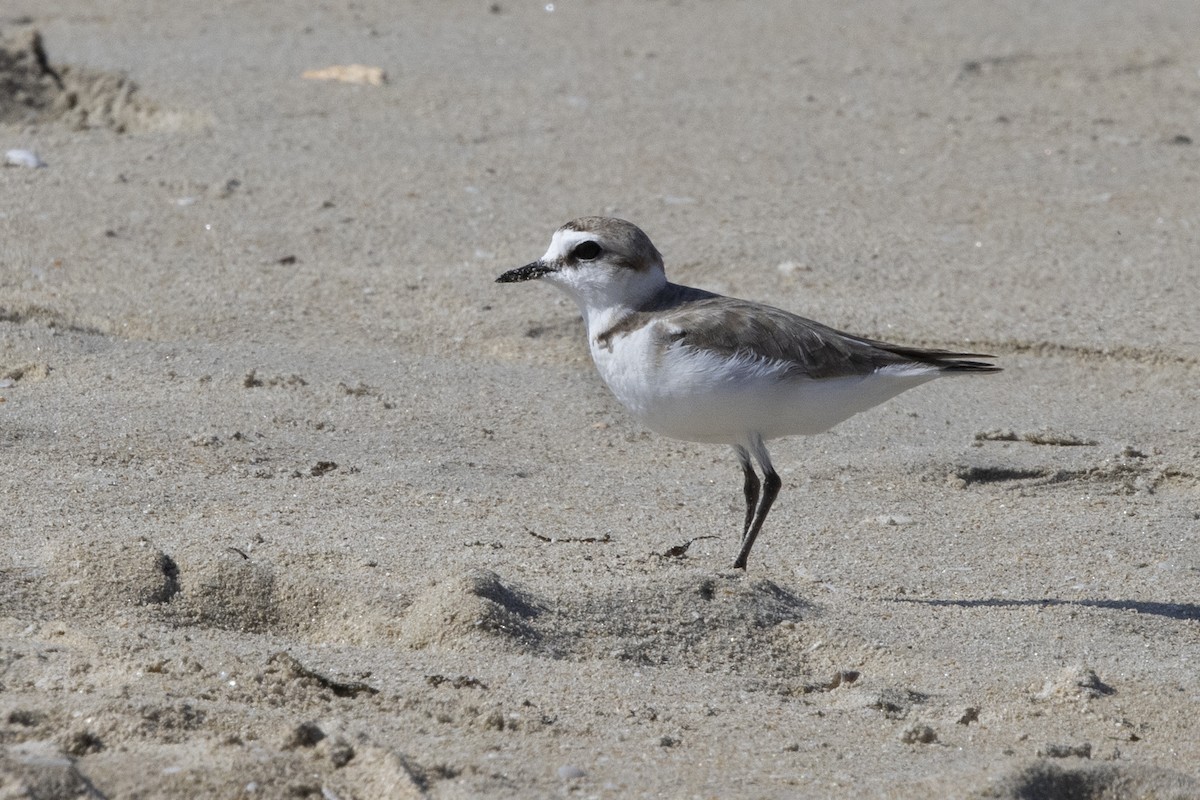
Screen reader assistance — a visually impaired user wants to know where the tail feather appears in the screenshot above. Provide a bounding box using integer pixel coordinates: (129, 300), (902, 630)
(937, 358), (1002, 373)
(879, 344), (1001, 374)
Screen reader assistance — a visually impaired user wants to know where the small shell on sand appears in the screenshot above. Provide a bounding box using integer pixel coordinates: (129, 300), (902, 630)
(301, 64), (387, 86)
(4, 149), (47, 168)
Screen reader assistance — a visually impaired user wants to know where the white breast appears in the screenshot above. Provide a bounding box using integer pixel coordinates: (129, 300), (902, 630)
(589, 323), (666, 421)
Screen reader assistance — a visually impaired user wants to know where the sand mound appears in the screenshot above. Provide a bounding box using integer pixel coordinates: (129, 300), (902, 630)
(549, 570), (812, 668)
(0, 27), (201, 131)
(975, 762), (1200, 800)
(393, 567), (813, 669)
(397, 569), (545, 651)
(168, 552), (352, 637)
(323, 746), (425, 800)
(39, 539), (342, 637)
(45, 537), (179, 612)
(172, 550), (280, 634)
(0, 740), (95, 800)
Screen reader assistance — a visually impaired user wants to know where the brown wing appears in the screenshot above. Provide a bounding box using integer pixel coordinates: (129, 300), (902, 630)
(652, 295), (999, 379)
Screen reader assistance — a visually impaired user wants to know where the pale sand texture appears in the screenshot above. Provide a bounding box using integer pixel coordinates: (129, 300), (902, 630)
(1, 1), (1199, 797)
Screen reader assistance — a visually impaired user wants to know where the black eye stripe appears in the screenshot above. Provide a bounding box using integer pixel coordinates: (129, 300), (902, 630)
(572, 241), (602, 261)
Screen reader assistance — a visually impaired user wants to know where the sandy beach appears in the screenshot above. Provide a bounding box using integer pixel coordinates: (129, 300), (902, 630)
(2, 1), (1199, 797)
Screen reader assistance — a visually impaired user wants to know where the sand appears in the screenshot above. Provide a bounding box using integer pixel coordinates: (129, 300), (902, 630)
(1, 1), (1198, 797)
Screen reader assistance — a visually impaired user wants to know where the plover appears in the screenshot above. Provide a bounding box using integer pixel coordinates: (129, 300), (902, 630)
(498, 217), (1000, 569)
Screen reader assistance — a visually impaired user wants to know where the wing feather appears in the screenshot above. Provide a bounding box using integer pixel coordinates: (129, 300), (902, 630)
(647, 294), (998, 379)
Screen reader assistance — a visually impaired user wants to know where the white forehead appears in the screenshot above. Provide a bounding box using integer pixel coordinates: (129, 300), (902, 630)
(542, 228), (596, 262)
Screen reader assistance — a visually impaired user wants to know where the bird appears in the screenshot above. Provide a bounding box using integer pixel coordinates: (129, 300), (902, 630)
(497, 217), (1000, 569)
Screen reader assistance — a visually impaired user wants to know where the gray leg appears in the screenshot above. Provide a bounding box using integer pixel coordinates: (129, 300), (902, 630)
(734, 445), (760, 539)
(733, 435), (781, 570)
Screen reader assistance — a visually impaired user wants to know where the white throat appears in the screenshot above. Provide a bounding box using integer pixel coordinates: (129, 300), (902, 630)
(541, 229), (668, 336)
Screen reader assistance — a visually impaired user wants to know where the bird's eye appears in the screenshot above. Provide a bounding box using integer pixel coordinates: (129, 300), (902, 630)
(572, 241), (602, 261)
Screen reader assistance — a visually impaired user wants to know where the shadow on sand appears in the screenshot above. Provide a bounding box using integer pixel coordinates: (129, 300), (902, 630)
(890, 597), (1200, 621)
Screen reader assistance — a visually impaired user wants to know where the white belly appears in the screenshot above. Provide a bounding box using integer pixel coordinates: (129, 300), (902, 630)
(590, 328), (938, 445)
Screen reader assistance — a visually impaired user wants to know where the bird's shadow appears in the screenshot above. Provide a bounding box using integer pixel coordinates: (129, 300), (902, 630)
(890, 597), (1200, 622)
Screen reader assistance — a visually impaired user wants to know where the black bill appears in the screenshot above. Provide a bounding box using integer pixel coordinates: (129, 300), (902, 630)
(496, 261), (554, 283)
